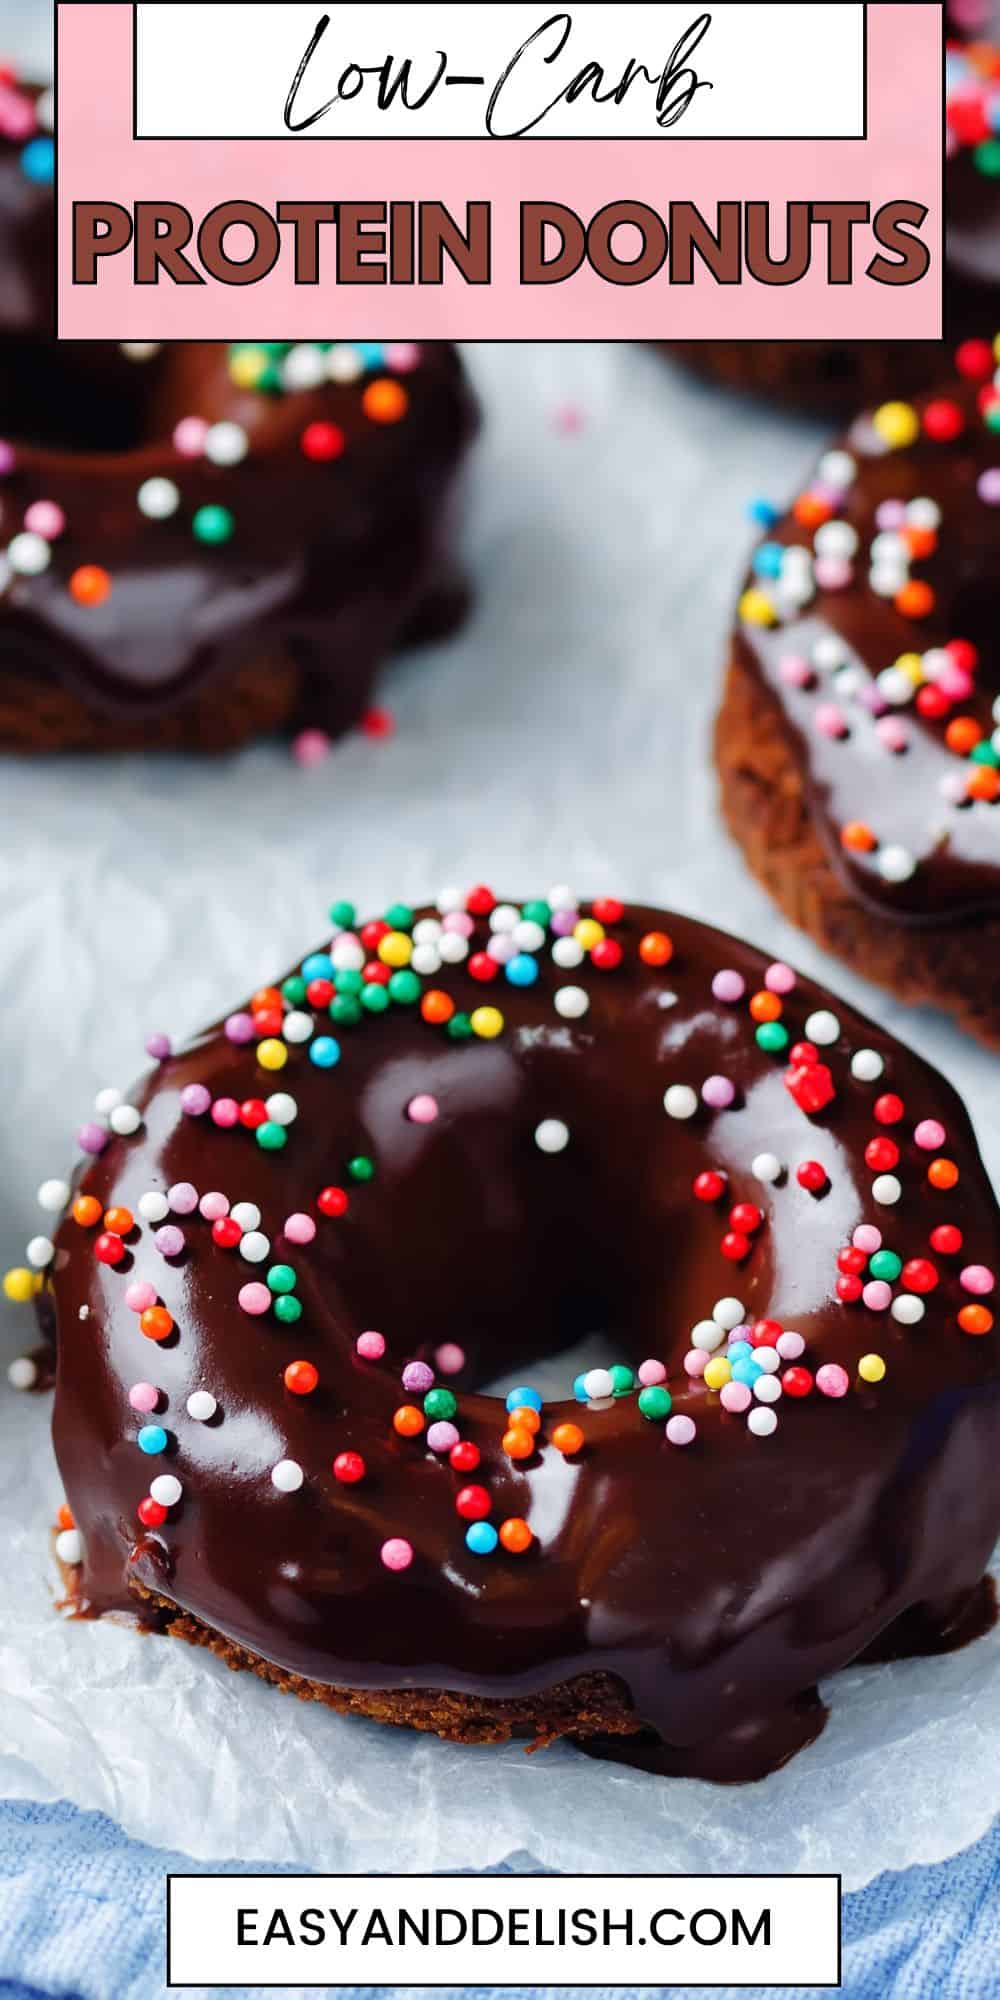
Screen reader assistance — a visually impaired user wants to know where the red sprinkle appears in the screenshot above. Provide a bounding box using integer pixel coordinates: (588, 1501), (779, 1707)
(455, 1484), (491, 1521)
(317, 1186), (349, 1217)
(782, 1367), (814, 1398)
(693, 1171), (727, 1203)
(873, 1094), (905, 1126)
(333, 1451), (366, 1483)
(796, 1160), (827, 1193)
(449, 1440), (480, 1473)
(137, 1497), (168, 1528)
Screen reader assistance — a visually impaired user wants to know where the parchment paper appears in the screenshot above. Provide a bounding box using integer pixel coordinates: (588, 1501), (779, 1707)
(1, 335), (998, 1886)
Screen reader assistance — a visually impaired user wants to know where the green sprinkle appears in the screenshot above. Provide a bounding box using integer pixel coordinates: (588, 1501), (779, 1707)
(755, 1022), (789, 1053)
(970, 741), (1000, 767)
(360, 984), (390, 1014)
(637, 1385), (672, 1421)
(329, 900), (356, 928)
(334, 968), (364, 996)
(388, 969), (420, 1005)
(281, 975), (307, 1005)
(267, 1264), (297, 1294)
(330, 995), (362, 1027)
(192, 504), (234, 545)
(384, 902), (414, 931)
(348, 1155), (375, 1182)
(521, 900), (550, 926)
(869, 1249), (902, 1282)
(447, 1011), (473, 1040)
(974, 137), (1000, 177)
(424, 1387), (457, 1421)
(273, 1294), (303, 1324)
(256, 1121), (287, 1151)
(609, 1364), (635, 1396)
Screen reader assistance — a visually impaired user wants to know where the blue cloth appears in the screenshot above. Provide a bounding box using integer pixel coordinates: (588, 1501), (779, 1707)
(0, 1800), (998, 2000)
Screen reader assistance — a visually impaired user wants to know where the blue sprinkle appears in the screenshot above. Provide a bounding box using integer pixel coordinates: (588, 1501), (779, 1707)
(356, 342), (385, 368)
(465, 1521), (498, 1555)
(731, 1357), (763, 1387)
(506, 1385), (542, 1413)
(726, 1340), (752, 1366)
(752, 541), (785, 579)
(747, 497), (779, 529)
(137, 1425), (168, 1455)
(309, 1036), (341, 1069)
(505, 954), (538, 987)
(301, 953), (334, 983)
(573, 1373), (589, 1403)
(21, 137), (54, 184)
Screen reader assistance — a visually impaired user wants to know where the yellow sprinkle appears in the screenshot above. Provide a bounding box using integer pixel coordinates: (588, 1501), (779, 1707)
(703, 1356), (732, 1391)
(858, 1353), (886, 1384)
(470, 1006), (504, 1039)
(3, 1267), (36, 1304)
(738, 587), (777, 628)
(229, 348), (268, 389)
(256, 1038), (288, 1071)
(573, 918), (605, 951)
(896, 652), (924, 687)
(872, 401), (920, 449)
(378, 931), (413, 968)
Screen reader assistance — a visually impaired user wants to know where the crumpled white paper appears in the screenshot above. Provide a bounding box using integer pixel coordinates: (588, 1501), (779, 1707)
(1, 341), (998, 1886)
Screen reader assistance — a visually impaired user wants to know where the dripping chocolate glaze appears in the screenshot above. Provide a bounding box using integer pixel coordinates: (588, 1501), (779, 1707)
(47, 906), (1000, 1782)
(734, 365), (1000, 927)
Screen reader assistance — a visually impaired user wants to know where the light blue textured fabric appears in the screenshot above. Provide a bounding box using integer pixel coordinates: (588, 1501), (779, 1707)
(0, 1799), (998, 2000)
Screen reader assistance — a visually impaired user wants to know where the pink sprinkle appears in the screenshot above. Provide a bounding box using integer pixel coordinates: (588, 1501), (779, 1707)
(77, 1123), (108, 1156)
(381, 1537), (413, 1571)
(128, 1381), (160, 1412)
(637, 1358), (667, 1386)
(776, 1330), (805, 1361)
(168, 1181), (198, 1215)
(764, 962), (796, 995)
(435, 1342), (465, 1375)
(0, 441), (15, 475)
(442, 911), (474, 937)
(284, 1212), (316, 1245)
(853, 1224), (882, 1254)
(426, 1420), (459, 1453)
(238, 1282), (271, 1316)
(550, 909), (576, 935)
(357, 1330), (386, 1361)
(779, 655), (813, 688)
(683, 1348), (708, 1378)
(914, 1119), (946, 1151)
(292, 728), (330, 768)
(814, 556), (853, 592)
(384, 342), (421, 372)
(875, 499), (906, 530)
(407, 1094), (439, 1124)
(154, 1225), (185, 1258)
(180, 1085), (210, 1117)
(125, 1280), (157, 1314)
(815, 704), (848, 740)
(402, 1361), (434, 1394)
(211, 1097), (239, 1128)
(24, 500), (65, 540)
(816, 1363), (850, 1398)
(145, 1033), (171, 1061)
(712, 968), (746, 1003)
(199, 1191), (229, 1221)
(702, 1075), (736, 1110)
(937, 664), (973, 700)
(666, 1414), (696, 1446)
(862, 1280), (892, 1312)
(960, 1265), (995, 1296)
(876, 718), (908, 753)
(173, 416), (208, 457)
(224, 1013), (255, 1045)
(720, 1380), (752, 1413)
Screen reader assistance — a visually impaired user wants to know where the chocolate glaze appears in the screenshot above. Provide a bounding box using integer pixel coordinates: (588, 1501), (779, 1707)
(46, 901), (1000, 1782)
(0, 76), (476, 735)
(734, 356), (1000, 926)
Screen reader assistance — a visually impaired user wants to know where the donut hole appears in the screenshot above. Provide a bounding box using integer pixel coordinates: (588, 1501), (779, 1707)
(0, 337), (161, 451)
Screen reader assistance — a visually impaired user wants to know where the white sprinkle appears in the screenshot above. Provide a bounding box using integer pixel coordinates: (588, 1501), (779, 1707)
(554, 986), (589, 1020)
(94, 1086), (122, 1115)
(55, 1528), (83, 1565)
(331, 935), (365, 971)
(326, 343), (364, 382)
(878, 845), (917, 884)
(805, 1010), (840, 1046)
(817, 449), (856, 489)
(535, 1119), (570, 1154)
(8, 532), (50, 575)
(283, 1011), (314, 1043)
(36, 88), (55, 130)
(412, 919), (442, 945)
(411, 944), (441, 977)
(239, 1231), (270, 1263)
(851, 1048), (884, 1082)
(814, 520), (858, 559)
(8, 1356), (38, 1391)
(747, 1406), (778, 1437)
(271, 1458), (304, 1493)
(712, 1296), (744, 1331)
(489, 904), (521, 933)
(25, 1236), (54, 1268)
(110, 1105), (142, 1136)
(753, 1373), (782, 1403)
(264, 1093), (297, 1126)
(37, 1179), (70, 1213)
(776, 1330), (805, 1360)
(512, 920), (546, 953)
(548, 885), (577, 912)
(552, 937), (584, 969)
(438, 932), (469, 965)
(664, 1084), (698, 1120)
(150, 1474), (182, 1507)
(186, 1390), (217, 1422)
(138, 1191), (170, 1223)
(906, 497), (941, 530)
(751, 1151), (783, 1183)
(137, 476), (180, 520)
(205, 420), (249, 466)
(812, 635), (849, 673)
(436, 885), (464, 914)
(691, 1318), (726, 1353)
(877, 667), (915, 707)
(230, 1202), (261, 1233)
(583, 1367), (614, 1400)
(120, 341), (160, 360)
(872, 1174), (902, 1206)
(282, 343), (327, 390)
(753, 1346), (781, 1375)
(891, 1294), (925, 1325)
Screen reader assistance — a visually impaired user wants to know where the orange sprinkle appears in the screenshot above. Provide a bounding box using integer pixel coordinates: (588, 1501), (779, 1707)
(894, 579), (935, 620)
(57, 1503), (75, 1531)
(72, 1194), (102, 1228)
(252, 986), (283, 1013)
(363, 378), (409, 424)
(903, 526), (937, 561)
(499, 1517), (533, 1554)
(749, 990), (782, 1024)
(638, 930), (673, 967)
(502, 1425), (535, 1460)
(392, 1404), (425, 1438)
(103, 1205), (134, 1237)
(510, 1405), (541, 1435)
(68, 564), (111, 607)
(968, 765), (1000, 803)
(928, 1158), (959, 1191)
(139, 1305), (174, 1343)
(959, 1304), (993, 1336)
(552, 1421), (585, 1456)
(421, 988), (455, 1025)
(946, 716), (983, 755)
(793, 491), (833, 529)
(841, 820), (877, 853)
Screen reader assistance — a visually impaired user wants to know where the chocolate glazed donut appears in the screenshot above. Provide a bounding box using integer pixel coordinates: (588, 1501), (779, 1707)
(719, 338), (1000, 1042)
(26, 893), (1000, 1784)
(0, 73), (477, 751)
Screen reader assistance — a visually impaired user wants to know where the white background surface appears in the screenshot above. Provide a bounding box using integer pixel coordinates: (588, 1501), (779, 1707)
(2, 0), (999, 1897)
